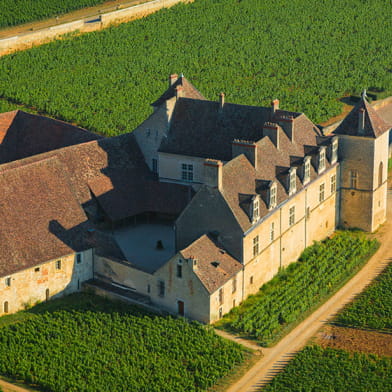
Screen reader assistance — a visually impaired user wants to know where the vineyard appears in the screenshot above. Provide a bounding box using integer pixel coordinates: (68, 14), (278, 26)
(335, 262), (392, 332)
(0, 0), (107, 28)
(216, 231), (379, 346)
(0, 293), (246, 392)
(0, 0), (391, 136)
(263, 345), (392, 392)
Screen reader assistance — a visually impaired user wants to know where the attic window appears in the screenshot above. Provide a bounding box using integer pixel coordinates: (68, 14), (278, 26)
(181, 163), (193, 182)
(269, 183), (277, 209)
(211, 261), (220, 268)
(252, 197), (260, 222)
(303, 157), (311, 184)
(289, 168), (297, 195)
(331, 138), (338, 164)
(5, 277), (11, 287)
(319, 148), (326, 173)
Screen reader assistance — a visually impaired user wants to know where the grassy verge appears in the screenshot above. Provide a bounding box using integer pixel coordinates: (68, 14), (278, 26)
(216, 231), (379, 347)
(0, 293), (247, 392)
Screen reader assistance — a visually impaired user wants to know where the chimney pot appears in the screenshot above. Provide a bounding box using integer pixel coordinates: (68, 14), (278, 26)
(219, 92), (225, 110)
(271, 99), (279, 118)
(263, 122), (280, 149)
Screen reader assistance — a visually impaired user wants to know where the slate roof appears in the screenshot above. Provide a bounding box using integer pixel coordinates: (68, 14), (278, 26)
(152, 75), (206, 107)
(0, 157), (93, 278)
(180, 234), (242, 294)
(159, 98), (309, 161)
(0, 110), (101, 164)
(333, 96), (391, 138)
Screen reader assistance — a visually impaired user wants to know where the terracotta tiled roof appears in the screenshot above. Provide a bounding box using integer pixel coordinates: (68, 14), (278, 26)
(0, 157), (93, 278)
(0, 110), (101, 164)
(180, 234), (242, 294)
(333, 97), (391, 138)
(152, 76), (206, 107)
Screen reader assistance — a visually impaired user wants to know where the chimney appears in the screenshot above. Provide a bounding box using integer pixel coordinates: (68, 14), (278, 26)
(231, 139), (258, 169)
(263, 122), (280, 149)
(175, 85), (183, 101)
(358, 108), (365, 135)
(271, 99), (279, 118)
(277, 115), (295, 142)
(169, 73), (178, 87)
(219, 92), (225, 110)
(203, 159), (223, 190)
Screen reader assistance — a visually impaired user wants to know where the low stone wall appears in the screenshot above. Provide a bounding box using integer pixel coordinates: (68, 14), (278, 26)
(0, 0), (187, 55)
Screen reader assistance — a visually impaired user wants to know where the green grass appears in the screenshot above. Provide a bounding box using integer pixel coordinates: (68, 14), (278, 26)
(0, 0), (391, 136)
(216, 231), (379, 346)
(334, 262), (392, 332)
(262, 345), (392, 392)
(0, 293), (247, 392)
(0, 0), (108, 29)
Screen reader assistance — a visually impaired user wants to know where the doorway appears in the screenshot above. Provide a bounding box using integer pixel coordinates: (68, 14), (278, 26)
(177, 300), (185, 316)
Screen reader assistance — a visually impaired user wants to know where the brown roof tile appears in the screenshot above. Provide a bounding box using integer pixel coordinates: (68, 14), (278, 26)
(0, 157), (93, 278)
(180, 234), (242, 294)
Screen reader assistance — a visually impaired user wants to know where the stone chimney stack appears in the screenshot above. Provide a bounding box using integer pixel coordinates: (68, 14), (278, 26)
(278, 115), (295, 142)
(358, 108), (366, 135)
(175, 85), (183, 101)
(232, 140), (258, 169)
(271, 99), (279, 118)
(219, 92), (225, 110)
(169, 73), (178, 87)
(203, 159), (223, 191)
(263, 122), (280, 149)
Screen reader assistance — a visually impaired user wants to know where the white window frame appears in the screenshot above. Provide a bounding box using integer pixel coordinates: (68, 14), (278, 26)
(331, 138), (338, 164)
(269, 183), (277, 209)
(289, 206), (295, 227)
(319, 148), (326, 173)
(331, 174), (336, 193)
(303, 157), (311, 184)
(270, 222), (275, 242)
(319, 183), (325, 203)
(289, 168), (296, 195)
(181, 163), (193, 182)
(253, 235), (259, 257)
(252, 197), (260, 222)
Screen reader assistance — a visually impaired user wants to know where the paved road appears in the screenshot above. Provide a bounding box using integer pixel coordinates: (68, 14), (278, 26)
(225, 187), (392, 392)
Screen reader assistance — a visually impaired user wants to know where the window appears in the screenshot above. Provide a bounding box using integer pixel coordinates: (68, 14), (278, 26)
(177, 264), (182, 278)
(253, 235), (259, 257)
(250, 276), (254, 284)
(270, 222), (275, 242)
(319, 183), (325, 203)
(4, 301), (8, 314)
(219, 307), (223, 319)
(350, 170), (358, 189)
(147, 284), (151, 294)
(289, 206), (295, 226)
(289, 168), (296, 195)
(331, 138), (338, 163)
(55, 260), (61, 270)
(253, 198), (260, 222)
(158, 280), (165, 297)
(379, 162), (383, 187)
(46, 288), (50, 301)
(152, 158), (158, 174)
(232, 277), (237, 293)
(269, 183), (277, 209)
(331, 174), (336, 193)
(34, 267), (40, 272)
(76, 253), (82, 264)
(219, 288), (224, 305)
(181, 163), (193, 182)
(5, 277), (11, 287)
(304, 158), (310, 183)
(319, 148), (326, 173)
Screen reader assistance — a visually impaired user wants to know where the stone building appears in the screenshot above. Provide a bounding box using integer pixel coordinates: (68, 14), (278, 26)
(0, 77), (390, 322)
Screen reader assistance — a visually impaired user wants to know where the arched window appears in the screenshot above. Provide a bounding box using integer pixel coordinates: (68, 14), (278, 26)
(379, 162), (383, 187)
(4, 301), (8, 313)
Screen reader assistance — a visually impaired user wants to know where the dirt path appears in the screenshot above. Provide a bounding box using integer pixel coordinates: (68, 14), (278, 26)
(225, 189), (392, 392)
(0, 0), (145, 39)
(0, 379), (33, 392)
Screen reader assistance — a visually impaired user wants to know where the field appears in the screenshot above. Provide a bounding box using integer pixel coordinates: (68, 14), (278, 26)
(262, 345), (392, 392)
(0, 0), (107, 28)
(216, 231), (379, 346)
(335, 262), (392, 332)
(0, 293), (246, 392)
(0, 0), (391, 136)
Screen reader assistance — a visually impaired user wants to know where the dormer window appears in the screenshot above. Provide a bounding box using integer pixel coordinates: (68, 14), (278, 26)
(303, 157), (311, 184)
(252, 196), (260, 223)
(269, 183), (277, 209)
(331, 138), (338, 164)
(289, 168), (297, 195)
(318, 147), (326, 173)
